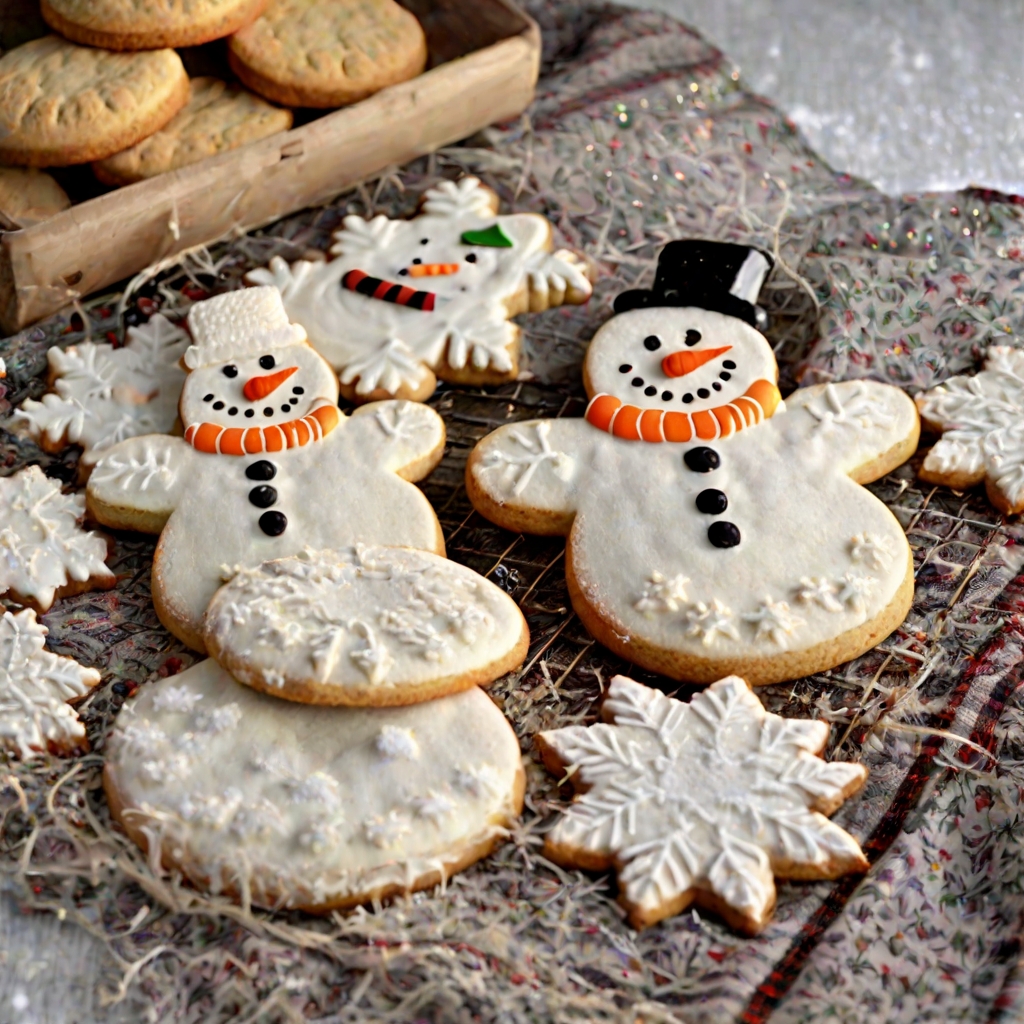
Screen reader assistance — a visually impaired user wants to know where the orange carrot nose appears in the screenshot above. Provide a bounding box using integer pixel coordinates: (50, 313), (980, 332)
(407, 262), (460, 278)
(243, 365), (298, 401)
(661, 345), (732, 378)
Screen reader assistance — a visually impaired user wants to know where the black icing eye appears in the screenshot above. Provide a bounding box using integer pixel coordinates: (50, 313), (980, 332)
(420, 238), (429, 245)
(465, 253), (477, 263)
(399, 269), (409, 276)
(412, 258), (422, 265)
(723, 359), (736, 369)
(685, 330), (702, 347)
(619, 364), (632, 373)
(643, 335), (661, 351)
(259, 355), (276, 370)
(222, 365), (238, 378)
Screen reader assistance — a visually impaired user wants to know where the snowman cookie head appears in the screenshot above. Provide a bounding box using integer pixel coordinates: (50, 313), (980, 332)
(584, 241), (781, 441)
(179, 288), (340, 453)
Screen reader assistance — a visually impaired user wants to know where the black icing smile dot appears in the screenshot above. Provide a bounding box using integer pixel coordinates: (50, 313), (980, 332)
(712, 382), (722, 392)
(212, 401), (224, 410)
(280, 404), (291, 413)
(203, 393), (214, 402)
(631, 377), (644, 387)
(259, 510), (288, 536)
(249, 485), (278, 508)
(697, 388), (710, 399)
(696, 488), (728, 514)
(708, 521), (741, 548)
(246, 460), (276, 480)
(643, 335), (661, 351)
(263, 407), (274, 417)
(644, 385), (657, 396)
(684, 446), (720, 473)
(420, 238), (429, 244)
(682, 393), (694, 404)
(292, 386), (304, 394)
(289, 397), (299, 405)
(720, 371), (732, 381)
(245, 409), (255, 418)
(399, 269), (409, 276)
(661, 390), (673, 401)
(723, 359), (736, 369)
(223, 365), (238, 378)
(619, 364), (632, 374)
(228, 406), (238, 415)
(685, 329), (702, 347)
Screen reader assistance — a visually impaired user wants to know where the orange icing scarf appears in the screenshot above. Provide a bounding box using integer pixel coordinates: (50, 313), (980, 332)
(586, 379), (781, 442)
(184, 402), (340, 456)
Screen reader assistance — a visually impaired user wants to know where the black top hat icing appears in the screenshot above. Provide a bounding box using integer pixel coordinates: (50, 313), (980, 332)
(613, 240), (774, 327)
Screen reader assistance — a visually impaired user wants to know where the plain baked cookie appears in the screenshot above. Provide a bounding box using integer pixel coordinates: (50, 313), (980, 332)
(40, 0), (268, 50)
(104, 659), (525, 912)
(0, 36), (189, 167)
(466, 240), (921, 687)
(538, 674), (868, 933)
(94, 77), (292, 186)
(227, 0), (428, 109)
(0, 167), (70, 229)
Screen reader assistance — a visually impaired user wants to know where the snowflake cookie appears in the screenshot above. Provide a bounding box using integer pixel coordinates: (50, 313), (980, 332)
(537, 674), (869, 933)
(246, 176), (593, 403)
(11, 314), (189, 473)
(0, 608), (102, 759)
(467, 240), (921, 686)
(0, 466), (114, 611)
(916, 345), (1024, 514)
(104, 658), (524, 911)
(204, 545), (529, 706)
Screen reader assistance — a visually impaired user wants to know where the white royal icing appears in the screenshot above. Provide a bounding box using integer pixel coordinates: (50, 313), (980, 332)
(105, 660), (523, 909)
(540, 674), (867, 928)
(0, 608), (101, 759)
(0, 466), (113, 609)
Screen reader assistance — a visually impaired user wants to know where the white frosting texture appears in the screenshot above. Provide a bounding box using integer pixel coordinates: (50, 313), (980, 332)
(540, 674), (867, 929)
(0, 608), (101, 759)
(105, 660), (523, 909)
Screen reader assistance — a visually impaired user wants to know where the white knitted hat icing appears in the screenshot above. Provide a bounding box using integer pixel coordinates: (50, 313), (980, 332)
(184, 287), (306, 369)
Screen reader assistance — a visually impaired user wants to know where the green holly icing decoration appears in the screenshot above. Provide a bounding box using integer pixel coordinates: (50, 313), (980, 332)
(461, 224), (514, 248)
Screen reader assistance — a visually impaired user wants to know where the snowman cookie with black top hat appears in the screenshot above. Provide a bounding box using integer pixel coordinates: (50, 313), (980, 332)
(467, 241), (921, 686)
(86, 286), (448, 653)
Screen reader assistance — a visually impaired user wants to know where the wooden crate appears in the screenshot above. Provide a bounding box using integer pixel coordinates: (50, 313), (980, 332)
(0, 0), (540, 335)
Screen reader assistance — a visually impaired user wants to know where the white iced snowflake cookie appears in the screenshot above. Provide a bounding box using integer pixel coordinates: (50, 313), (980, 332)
(0, 466), (114, 611)
(245, 176), (593, 403)
(104, 659), (524, 912)
(467, 241), (920, 686)
(0, 608), (102, 759)
(205, 545), (529, 706)
(86, 288), (447, 653)
(916, 345), (1024, 514)
(11, 314), (189, 474)
(538, 674), (868, 934)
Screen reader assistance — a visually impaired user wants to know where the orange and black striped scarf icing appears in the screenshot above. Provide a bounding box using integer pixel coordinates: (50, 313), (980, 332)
(184, 402), (340, 455)
(342, 269), (436, 311)
(585, 379), (781, 442)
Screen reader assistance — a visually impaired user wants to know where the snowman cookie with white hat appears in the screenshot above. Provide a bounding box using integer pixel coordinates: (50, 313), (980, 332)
(86, 286), (448, 654)
(467, 240), (921, 686)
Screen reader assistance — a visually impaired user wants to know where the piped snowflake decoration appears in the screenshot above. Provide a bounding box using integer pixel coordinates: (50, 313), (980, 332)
(849, 532), (894, 570)
(480, 421), (575, 497)
(684, 599), (739, 646)
(87, 442), (179, 493)
(0, 609), (101, 759)
(794, 576), (843, 613)
(634, 571), (690, 615)
(917, 345), (1024, 512)
(0, 466), (113, 609)
(804, 382), (896, 435)
(339, 337), (428, 396)
(12, 314), (189, 463)
(539, 675), (868, 931)
(742, 597), (804, 647)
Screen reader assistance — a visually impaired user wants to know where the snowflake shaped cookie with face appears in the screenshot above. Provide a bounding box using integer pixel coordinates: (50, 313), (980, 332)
(916, 345), (1024, 514)
(538, 674), (868, 933)
(246, 176), (593, 403)
(0, 608), (102, 759)
(11, 314), (189, 473)
(468, 241), (921, 686)
(86, 287), (447, 653)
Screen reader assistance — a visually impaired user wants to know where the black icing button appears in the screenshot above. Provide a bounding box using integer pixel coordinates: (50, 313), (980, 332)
(259, 510), (287, 536)
(245, 460), (277, 481)
(708, 521), (741, 548)
(249, 485), (278, 509)
(683, 446), (720, 473)
(695, 488), (728, 515)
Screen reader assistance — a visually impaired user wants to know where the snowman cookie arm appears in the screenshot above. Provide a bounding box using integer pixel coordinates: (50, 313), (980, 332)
(348, 400), (446, 482)
(86, 434), (196, 533)
(783, 381), (920, 483)
(466, 419), (587, 536)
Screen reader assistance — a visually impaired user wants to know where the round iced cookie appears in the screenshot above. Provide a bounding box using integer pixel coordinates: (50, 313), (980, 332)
(227, 0), (428, 109)
(40, 0), (267, 50)
(94, 78), (292, 186)
(0, 36), (189, 167)
(104, 660), (525, 911)
(205, 546), (529, 706)
(0, 167), (70, 229)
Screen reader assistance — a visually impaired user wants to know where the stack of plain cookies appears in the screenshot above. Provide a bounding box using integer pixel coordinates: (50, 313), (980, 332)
(0, 0), (428, 227)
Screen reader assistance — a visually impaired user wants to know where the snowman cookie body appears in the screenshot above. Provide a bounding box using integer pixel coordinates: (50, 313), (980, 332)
(87, 288), (445, 652)
(247, 176), (592, 403)
(467, 244), (920, 685)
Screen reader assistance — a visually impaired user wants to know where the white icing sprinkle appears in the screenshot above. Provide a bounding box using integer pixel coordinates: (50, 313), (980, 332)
(152, 685), (203, 713)
(410, 791), (456, 823)
(363, 809), (412, 849)
(376, 725), (420, 761)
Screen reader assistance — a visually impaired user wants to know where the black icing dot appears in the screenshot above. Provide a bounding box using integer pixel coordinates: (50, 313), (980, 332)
(259, 355), (276, 370)
(685, 329), (702, 347)
(619, 364), (632, 374)
(212, 401), (225, 410)
(643, 335), (661, 351)
(720, 371), (732, 381)
(682, 393), (694, 404)
(708, 521), (741, 548)
(723, 359), (736, 369)
(684, 446), (720, 473)
(695, 488), (728, 514)
(245, 409), (255, 418)
(412, 258), (422, 265)
(263, 407), (274, 417)
(644, 385), (657, 396)
(228, 406), (238, 415)
(661, 390), (673, 401)
(281, 404), (291, 413)
(399, 269), (409, 276)
(249, 485), (278, 509)
(712, 382), (722, 392)
(259, 510), (287, 537)
(203, 393), (214, 402)
(466, 253), (477, 263)
(420, 238), (429, 245)
(292, 386), (304, 394)
(222, 365), (238, 378)
(631, 377), (644, 387)
(289, 397), (299, 405)
(697, 388), (710, 399)
(246, 460), (276, 481)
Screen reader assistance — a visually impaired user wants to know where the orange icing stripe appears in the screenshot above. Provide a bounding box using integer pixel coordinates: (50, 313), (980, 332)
(244, 428), (264, 454)
(585, 394), (621, 432)
(691, 409), (718, 440)
(663, 411), (693, 442)
(745, 379), (781, 418)
(612, 404), (642, 440)
(711, 406), (735, 437)
(639, 409), (665, 442)
(219, 428), (245, 455)
(185, 402), (340, 455)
